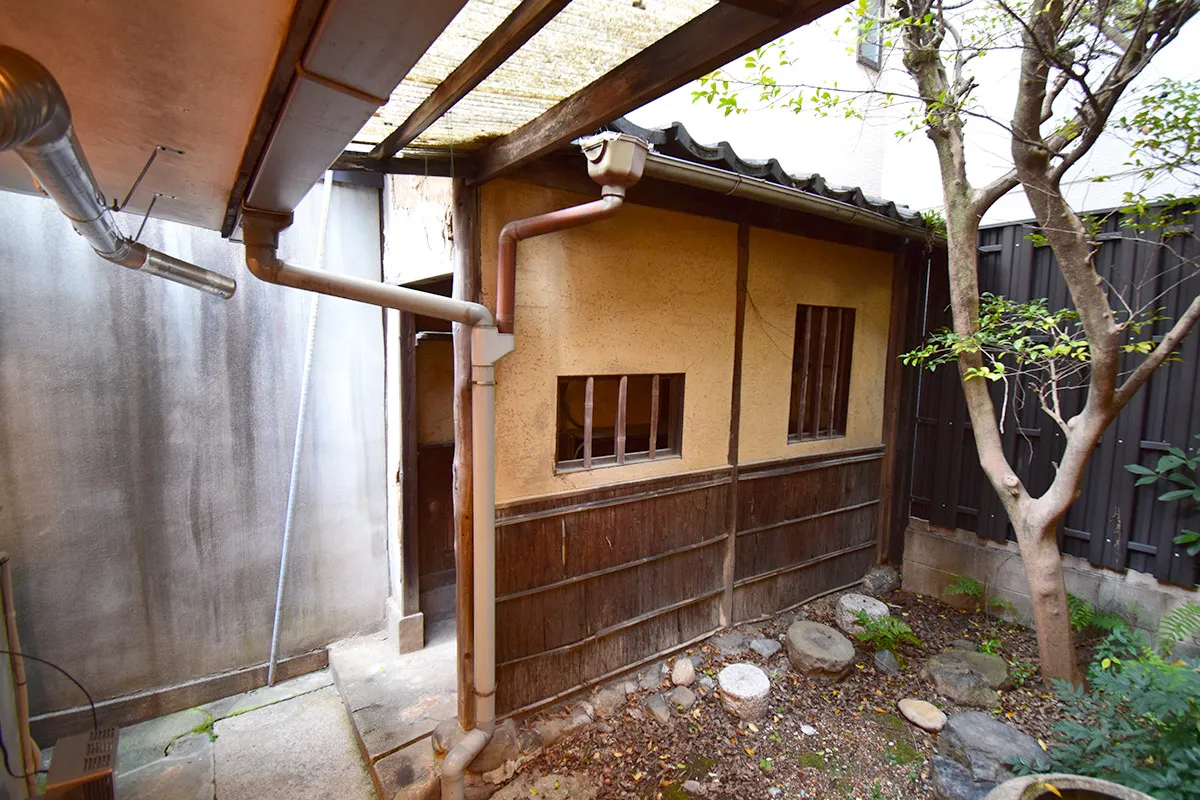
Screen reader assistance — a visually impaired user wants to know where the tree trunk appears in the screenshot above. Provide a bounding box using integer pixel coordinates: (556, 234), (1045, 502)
(1013, 516), (1081, 685)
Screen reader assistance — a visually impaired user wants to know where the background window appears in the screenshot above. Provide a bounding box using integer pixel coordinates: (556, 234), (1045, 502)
(857, 0), (884, 71)
(789, 305), (855, 442)
(556, 373), (683, 470)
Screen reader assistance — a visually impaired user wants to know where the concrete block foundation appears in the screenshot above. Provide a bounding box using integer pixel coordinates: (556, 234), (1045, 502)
(903, 519), (1199, 654)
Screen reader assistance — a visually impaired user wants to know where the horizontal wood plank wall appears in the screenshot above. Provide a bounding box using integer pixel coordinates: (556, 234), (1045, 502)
(733, 447), (884, 621)
(493, 469), (731, 714)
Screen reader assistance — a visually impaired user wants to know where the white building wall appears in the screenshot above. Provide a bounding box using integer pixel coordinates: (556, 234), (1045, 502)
(629, 7), (1200, 224)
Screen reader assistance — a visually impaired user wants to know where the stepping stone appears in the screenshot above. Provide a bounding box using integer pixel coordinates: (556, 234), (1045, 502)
(874, 649), (900, 675)
(672, 657), (696, 686)
(835, 593), (890, 634)
(947, 640), (976, 651)
(750, 638), (782, 658)
(922, 650), (1010, 707)
(645, 693), (671, 724)
(712, 630), (747, 656)
(785, 620), (855, 679)
(861, 565), (901, 596)
(668, 685), (697, 710)
(898, 698), (947, 732)
(939, 711), (1048, 785)
(718, 663), (770, 720)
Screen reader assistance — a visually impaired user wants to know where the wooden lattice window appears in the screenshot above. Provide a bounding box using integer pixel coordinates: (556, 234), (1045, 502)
(556, 374), (683, 471)
(789, 305), (855, 442)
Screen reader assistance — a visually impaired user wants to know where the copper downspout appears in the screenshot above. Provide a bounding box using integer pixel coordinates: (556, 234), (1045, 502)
(495, 195), (622, 333)
(1, 553), (38, 797)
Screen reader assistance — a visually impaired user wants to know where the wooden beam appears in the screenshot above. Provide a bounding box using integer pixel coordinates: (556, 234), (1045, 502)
(372, 0), (572, 160)
(451, 178), (481, 730)
(472, 0), (843, 184)
(722, 222), (750, 627)
(333, 153), (476, 179)
(719, 0), (796, 18)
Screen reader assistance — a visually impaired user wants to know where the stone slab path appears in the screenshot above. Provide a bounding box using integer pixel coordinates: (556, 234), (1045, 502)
(111, 669), (376, 800)
(328, 617), (457, 798)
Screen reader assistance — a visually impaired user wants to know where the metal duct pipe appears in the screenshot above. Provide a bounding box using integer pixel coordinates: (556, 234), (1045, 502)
(0, 46), (236, 298)
(642, 151), (930, 240)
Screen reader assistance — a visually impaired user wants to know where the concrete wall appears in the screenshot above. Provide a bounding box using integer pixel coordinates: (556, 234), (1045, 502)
(0, 181), (388, 719)
(739, 228), (893, 464)
(480, 180), (738, 504)
(903, 519), (1200, 654)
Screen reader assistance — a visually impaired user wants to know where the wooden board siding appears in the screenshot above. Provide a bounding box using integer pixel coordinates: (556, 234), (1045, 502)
(733, 447), (883, 621)
(416, 443), (456, 592)
(493, 469), (730, 714)
(491, 448), (886, 714)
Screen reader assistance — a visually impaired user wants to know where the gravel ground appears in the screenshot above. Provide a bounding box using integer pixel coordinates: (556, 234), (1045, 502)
(512, 589), (1068, 800)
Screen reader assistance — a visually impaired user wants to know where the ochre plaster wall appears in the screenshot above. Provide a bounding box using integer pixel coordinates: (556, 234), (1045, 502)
(738, 227), (894, 463)
(480, 181), (738, 504)
(416, 339), (454, 444)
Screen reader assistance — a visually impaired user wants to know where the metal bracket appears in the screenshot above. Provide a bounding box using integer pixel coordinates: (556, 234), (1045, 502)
(132, 192), (177, 243)
(114, 145), (184, 212)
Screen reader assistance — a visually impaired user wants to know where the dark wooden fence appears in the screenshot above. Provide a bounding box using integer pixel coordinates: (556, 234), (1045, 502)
(911, 209), (1200, 586)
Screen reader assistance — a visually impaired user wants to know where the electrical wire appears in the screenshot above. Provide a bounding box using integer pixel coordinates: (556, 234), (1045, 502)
(0, 718), (45, 780)
(0, 649), (97, 730)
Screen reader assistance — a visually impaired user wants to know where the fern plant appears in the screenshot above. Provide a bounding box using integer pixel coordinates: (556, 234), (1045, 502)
(1158, 603), (1200, 654)
(943, 574), (984, 599)
(852, 611), (922, 653)
(1067, 593), (1094, 632)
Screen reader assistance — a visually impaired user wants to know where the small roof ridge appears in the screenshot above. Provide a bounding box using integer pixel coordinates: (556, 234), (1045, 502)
(609, 117), (922, 226)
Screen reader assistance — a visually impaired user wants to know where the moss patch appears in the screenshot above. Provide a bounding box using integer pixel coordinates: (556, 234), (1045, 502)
(871, 711), (908, 735)
(885, 739), (922, 765)
(797, 752), (828, 770)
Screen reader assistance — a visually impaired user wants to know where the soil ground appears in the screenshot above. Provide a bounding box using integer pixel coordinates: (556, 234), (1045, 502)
(513, 589), (1067, 800)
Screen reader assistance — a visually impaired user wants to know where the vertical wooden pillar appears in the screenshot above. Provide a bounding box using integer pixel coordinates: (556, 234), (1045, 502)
(878, 242), (931, 565)
(451, 178), (481, 730)
(722, 222), (749, 626)
(399, 311), (421, 617)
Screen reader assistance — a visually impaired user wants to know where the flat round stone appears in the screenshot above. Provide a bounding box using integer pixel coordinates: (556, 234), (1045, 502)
(898, 698), (947, 732)
(835, 593), (890, 634)
(718, 663), (770, 720)
(785, 620), (855, 679)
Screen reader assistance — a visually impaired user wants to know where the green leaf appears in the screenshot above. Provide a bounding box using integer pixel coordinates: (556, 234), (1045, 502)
(1125, 464), (1156, 476)
(1158, 489), (1193, 502)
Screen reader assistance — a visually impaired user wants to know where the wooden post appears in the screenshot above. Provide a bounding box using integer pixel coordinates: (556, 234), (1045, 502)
(722, 223), (749, 626)
(878, 242), (928, 565)
(451, 178), (481, 730)
(399, 311), (421, 618)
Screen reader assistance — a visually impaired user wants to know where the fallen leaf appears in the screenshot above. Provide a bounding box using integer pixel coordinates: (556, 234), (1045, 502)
(749, 723), (760, 733)
(744, 747), (757, 756)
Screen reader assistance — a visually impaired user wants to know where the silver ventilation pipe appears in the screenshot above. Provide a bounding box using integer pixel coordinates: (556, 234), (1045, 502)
(0, 46), (236, 298)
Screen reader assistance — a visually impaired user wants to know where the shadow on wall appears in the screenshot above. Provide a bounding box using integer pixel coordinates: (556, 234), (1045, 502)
(0, 179), (388, 723)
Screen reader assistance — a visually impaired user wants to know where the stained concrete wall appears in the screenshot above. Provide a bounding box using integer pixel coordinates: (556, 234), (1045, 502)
(0, 181), (388, 718)
(417, 339), (455, 445)
(903, 519), (1200, 655)
(479, 180), (738, 504)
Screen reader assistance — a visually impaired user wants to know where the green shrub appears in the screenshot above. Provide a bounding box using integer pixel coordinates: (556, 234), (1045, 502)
(1015, 652), (1200, 800)
(943, 574), (984, 599)
(1159, 603), (1200, 655)
(852, 611), (921, 653)
(1067, 593), (1094, 632)
(1125, 434), (1200, 557)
